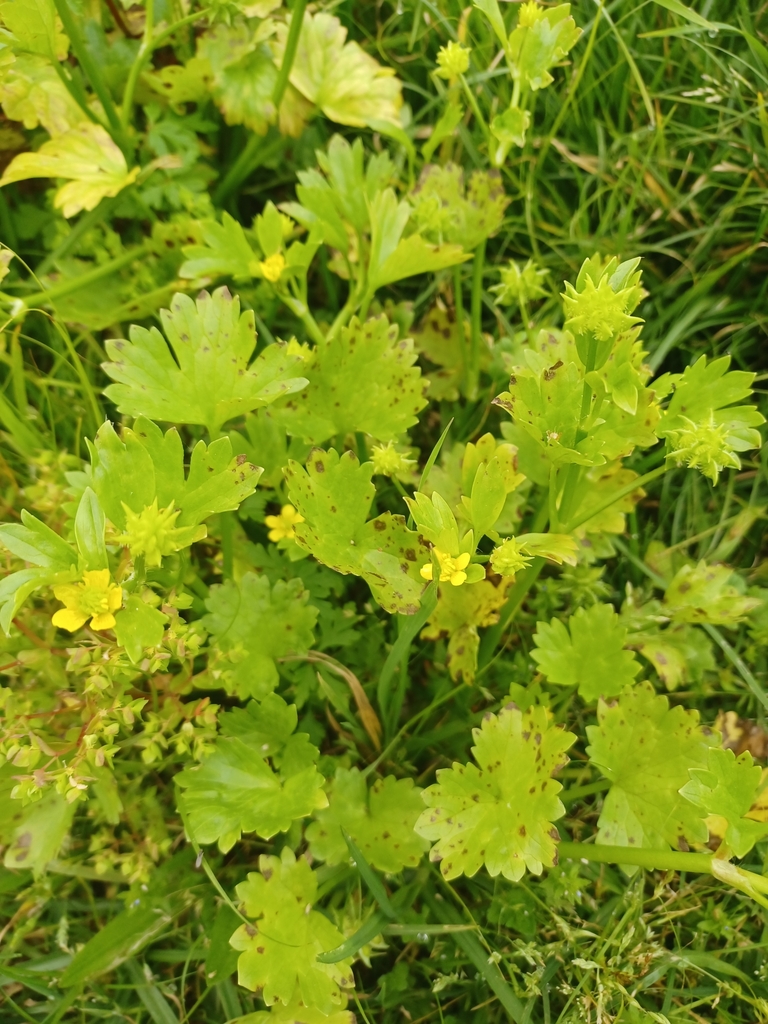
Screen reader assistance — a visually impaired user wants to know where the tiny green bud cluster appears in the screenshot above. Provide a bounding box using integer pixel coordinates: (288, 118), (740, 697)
(665, 416), (742, 484)
(371, 440), (416, 479)
(490, 537), (532, 577)
(119, 499), (205, 567)
(562, 273), (641, 343)
(436, 41), (470, 79)
(491, 259), (549, 307)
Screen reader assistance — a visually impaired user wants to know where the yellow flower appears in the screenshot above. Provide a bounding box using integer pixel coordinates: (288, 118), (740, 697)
(259, 252), (286, 283)
(265, 504), (304, 542)
(52, 569), (123, 632)
(420, 549), (471, 587)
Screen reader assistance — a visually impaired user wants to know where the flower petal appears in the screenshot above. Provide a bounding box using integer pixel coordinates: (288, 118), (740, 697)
(52, 608), (88, 632)
(90, 612), (116, 630)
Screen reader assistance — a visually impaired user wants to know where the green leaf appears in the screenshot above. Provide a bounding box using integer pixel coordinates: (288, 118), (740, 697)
(0, 52), (82, 134)
(203, 572), (317, 699)
(0, 0), (66, 59)
(0, 509), (77, 569)
(0, 566), (70, 635)
(586, 682), (716, 851)
(74, 486), (107, 571)
(3, 787), (74, 875)
(285, 448), (430, 614)
(307, 768), (428, 873)
(367, 189), (468, 293)
(271, 314), (428, 444)
(102, 288), (309, 436)
(531, 603), (641, 701)
(680, 747), (768, 858)
(113, 595), (167, 664)
(663, 561), (763, 627)
(415, 703), (575, 881)
(274, 10), (402, 128)
(490, 105), (531, 163)
(1, 123), (139, 218)
(221, 693), (320, 775)
(239, 1000), (355, 1024)
(90, 418), (262, 538)
(473, 0), (508, 47)
(180, 212), (259, 282)
(198, 22), (277, 134)
(231, 848), (354, 1012)
(507, 3), (582, 92)
(175, 724), (326, 853)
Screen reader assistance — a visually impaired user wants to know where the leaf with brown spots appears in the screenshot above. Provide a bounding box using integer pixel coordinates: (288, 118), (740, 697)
(271, 313), (428, 444)
(307, 767), (428, 873)
(285, 448), (430, 614)
(586, 682), (717, 852)
(103, 287), (308, 436)
(415, 704), (575, 882)
(231, 849), (354, 1012)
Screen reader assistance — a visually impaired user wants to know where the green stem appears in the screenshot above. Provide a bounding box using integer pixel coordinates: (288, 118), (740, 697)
(558, 338), (598, 524)
(281, 294), (327, 346)
(458, 73), (491, 145)
(20, 243), (151, 309)
(53, 0), (133, 158)
(701, 623), (768, 711)
(563, 464), (667, 534)
(272, 0), (308, 110)
(120, 0), (154, 128)
(558, 841), (713, 874)
(468, 239), (485, 399)
(453, 262), (467, 382)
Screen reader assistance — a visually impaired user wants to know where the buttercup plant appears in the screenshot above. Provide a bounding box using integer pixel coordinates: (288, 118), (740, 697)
(0, 0), (766, 1022)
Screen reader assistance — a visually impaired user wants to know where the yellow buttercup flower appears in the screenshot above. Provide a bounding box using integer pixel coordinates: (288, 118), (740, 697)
(420, 549), (471, 587)
(259, 252), (286, 283)
(265, 504), (304, 543)
(52, 569), (123, 632)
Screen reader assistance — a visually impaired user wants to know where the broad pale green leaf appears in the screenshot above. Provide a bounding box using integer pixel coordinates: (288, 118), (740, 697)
(586, 682), (716, 851)
(274, 11), (402, 128)
(89, 418), (262, 534)
(175, 731), (326, 852)
(0, 0), (67, 59)
(3, 786), (74, 875)
(663, 561), (762, 627)
(271, 315), (428, 444)
(0, 53), (82, 133)
(221, 693), (320, 775)
(203, 572), (317, 699)
(231, 848), (355, 1011)
(113, 595), (167, 664)
(0, 566), (71, 635)
(0, 123), (139, 218)
(198, 22), (277, 134)
(680, 748), (768, 858)
(531, 603), (641, 701)
(285, 448), (430, 614)
(307, 768), (428, 873)
(102, 288), (309, 436)
(415, 704), (575, 881)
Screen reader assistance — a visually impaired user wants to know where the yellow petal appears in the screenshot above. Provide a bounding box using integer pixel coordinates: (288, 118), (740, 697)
(455, 552), (470, 570)
(449, 570), (467, 586)
(265, 515), (280, 528)
(420, 563), (433, 581)
(107, 586), (123, 612)
(268, 528), (285, 542)
(52, 608), (88, 632)
(83, 568), (111, 588)
(90, 612), (116, 631)
(52, 583), (80, 604)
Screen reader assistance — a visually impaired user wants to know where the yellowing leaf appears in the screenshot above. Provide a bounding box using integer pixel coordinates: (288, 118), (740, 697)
(0, 0), (68, 60)
(421, 576), (512, 682)
(307, 768), (428, 873)
(0, 123), (139, 218)
(0, 53), (83, 134)
(274, 11), (402, 128)
(416, 704), (575, 881)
